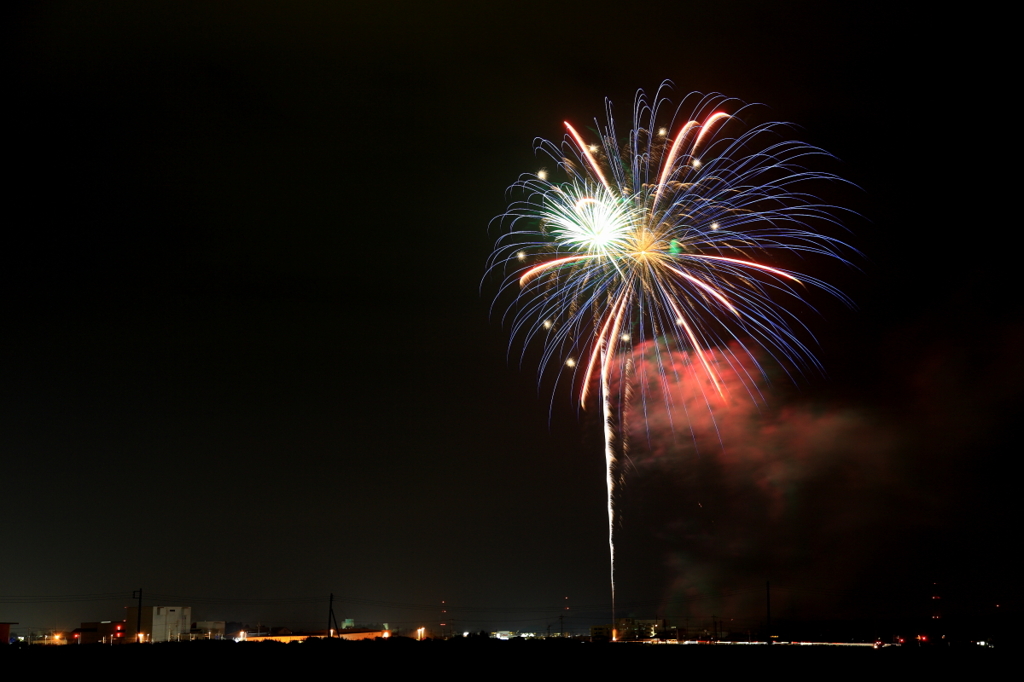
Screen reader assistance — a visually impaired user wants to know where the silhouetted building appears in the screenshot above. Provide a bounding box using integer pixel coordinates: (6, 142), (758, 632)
(71, 620), (127, 644)
(125, 606), (192, 642)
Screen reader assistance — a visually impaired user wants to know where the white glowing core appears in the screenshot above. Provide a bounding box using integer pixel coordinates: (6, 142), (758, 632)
(548, 186), (635, 254)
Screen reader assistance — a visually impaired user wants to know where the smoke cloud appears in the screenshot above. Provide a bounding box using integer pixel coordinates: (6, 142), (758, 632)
(611, 329), (1021, 631)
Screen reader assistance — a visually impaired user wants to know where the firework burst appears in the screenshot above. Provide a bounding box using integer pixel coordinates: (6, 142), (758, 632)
(487, 83), (854, 630)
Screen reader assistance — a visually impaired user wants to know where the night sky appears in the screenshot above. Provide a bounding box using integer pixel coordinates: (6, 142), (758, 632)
(5, 2), (1018, 637)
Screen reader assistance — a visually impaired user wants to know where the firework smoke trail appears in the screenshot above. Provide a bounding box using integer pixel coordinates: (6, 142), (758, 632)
(487, 83), (853, 631)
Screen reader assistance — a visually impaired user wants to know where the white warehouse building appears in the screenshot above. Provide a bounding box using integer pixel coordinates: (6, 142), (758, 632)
(125, 606), (192, 643)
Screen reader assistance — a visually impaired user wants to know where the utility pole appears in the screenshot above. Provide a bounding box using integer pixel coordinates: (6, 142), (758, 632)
(327, 593), (340, 638)
(132, 589), (143, 642)
(561, 596), (569, 637)
(765, 581), (771, 645)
